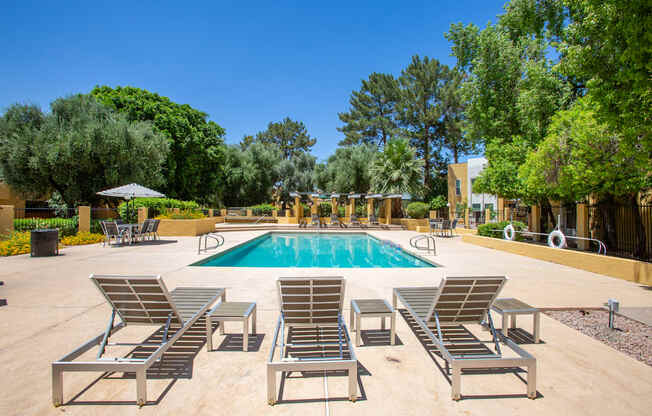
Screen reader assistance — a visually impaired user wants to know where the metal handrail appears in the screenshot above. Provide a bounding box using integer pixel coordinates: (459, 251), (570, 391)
(488, 228), (607, 255)
(197, 233), (225, 254)
(409, 234), (437, 255)
(254, 213), (271, 224)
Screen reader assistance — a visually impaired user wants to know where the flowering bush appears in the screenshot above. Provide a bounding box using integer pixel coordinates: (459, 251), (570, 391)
(0, 232), (31, 256)
(156, 209), (205, 220)
(60, 232), (105, 246)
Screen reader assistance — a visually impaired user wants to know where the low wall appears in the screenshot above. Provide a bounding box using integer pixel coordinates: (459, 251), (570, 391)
(157, 217), (224, 236)
(400, 218), (429, 231)
(462, 234), (652, 285)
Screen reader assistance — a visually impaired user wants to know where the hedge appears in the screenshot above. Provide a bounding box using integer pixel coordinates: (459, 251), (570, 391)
(13, 217), (79, 237)
(118, 198), (200, 222)
(406, 202), (429, 219)
(250, 203), (275, 216)
(477, 220), (528, 241)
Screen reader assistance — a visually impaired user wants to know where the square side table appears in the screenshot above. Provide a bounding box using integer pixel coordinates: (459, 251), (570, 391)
(207, 301), (256, 351)
(491, 298), (540, 343)
(350, 299), (395, 347)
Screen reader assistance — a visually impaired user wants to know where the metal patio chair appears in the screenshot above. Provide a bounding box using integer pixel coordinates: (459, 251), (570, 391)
(267, 276), (358, 405)
(101, 221), (128, 246)
(393, 276), (536, 400)
(52, 274), (224, 407)
(349, 214), (365, 228)
(309, 213), (321, 228)
(329, 213), (347, 228)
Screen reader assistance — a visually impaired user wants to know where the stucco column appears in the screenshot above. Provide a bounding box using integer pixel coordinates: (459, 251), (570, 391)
(138, 207), (148, 225)
(331, 197), (338, 218)
(272, 209), (277, 218)
(367, 198), (374, 221)
(497, 198), (505, 222)
(78, 206), (90, 233)
(208, 209), (213, 217)
(311, 197), (319, 216)
(0, 205), (15, 237)
(530, 205), (541, 233)
(429, 210), (436, 219)
(385, 198), (392, 225)
(347, 198), (356, 218)
(246, 209), (253, 217)
(220, 208), (227, 217)
(464, 207), (470, 229)
(294, 197), (302, 220)
(505, 206), (511, 223)
(576, 203), (589, 250)
(485, 208), (491, 224)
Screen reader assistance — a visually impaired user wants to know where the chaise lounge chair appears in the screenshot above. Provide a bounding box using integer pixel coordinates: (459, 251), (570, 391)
(393, 275), (536, 400)
(267, 276), (358, 405)
(329, 213), (347, 228)
(349, 214), (365, 228)
(52, 274), (225, 407)
(309, 213), (322, 228)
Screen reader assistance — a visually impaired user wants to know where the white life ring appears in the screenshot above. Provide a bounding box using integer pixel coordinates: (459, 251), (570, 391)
(548, 229), (567, 249)
(503, 224), (516, 241)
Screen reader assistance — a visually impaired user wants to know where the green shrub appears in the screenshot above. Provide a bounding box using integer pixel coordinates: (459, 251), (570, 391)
(319, 202), (332, 217)
(156, 209), (206, 220)
(338, 206), (345, 217)
(118, 198), (200, 222)
(13, 217), (78, 237)
(355, 204), (367, 217)
(429, 195), (447, 210)
(250, 203), (275, 216)
(406, 202), (429, 219)
(477, 221), (528, 241)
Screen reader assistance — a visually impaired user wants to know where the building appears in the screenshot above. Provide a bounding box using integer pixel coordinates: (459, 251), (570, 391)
(447, 157), (497, 223)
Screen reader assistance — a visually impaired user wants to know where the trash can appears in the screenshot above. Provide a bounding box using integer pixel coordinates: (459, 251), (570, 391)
(30, 229), (59, 257)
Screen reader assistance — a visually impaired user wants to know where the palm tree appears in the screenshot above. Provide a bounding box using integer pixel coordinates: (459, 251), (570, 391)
(370, 138), (424, 197)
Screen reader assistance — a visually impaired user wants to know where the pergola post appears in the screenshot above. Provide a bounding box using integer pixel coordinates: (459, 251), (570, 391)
(385, 198), (393, 225)
(311, 195), (319, 216)
(367, 198), (374, 222)
(347, 196), (356, 219)
(294, 196), (302, 220)
(331, 197), (338, 218)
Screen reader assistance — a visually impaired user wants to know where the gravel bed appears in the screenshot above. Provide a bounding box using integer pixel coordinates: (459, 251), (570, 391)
(545, 309), (652, 367)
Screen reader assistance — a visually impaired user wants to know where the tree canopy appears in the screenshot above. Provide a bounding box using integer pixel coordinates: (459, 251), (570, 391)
(370, 138), (424, 197)
(252, 117), (316, 159)
(0, 95), (169, 206)
(91, 86), (226, 204)
(314, 144), (376, 194)
(337, 73), (401, 147)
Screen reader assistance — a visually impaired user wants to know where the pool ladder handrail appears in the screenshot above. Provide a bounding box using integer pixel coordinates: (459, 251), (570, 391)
(409, 234), (437, 255)
(198, 233), (225, 254)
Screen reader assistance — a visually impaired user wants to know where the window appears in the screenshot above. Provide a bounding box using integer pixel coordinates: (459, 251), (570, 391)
(485, 203), (494, 211)
(472, 203), (481, 211)
(455, 179), (461, 196)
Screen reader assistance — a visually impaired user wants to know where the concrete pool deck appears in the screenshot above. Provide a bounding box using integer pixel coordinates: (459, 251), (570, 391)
(1, 230), (651, 415)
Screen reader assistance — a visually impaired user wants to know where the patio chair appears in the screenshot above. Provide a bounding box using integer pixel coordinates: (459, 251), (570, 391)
(150, 219), (161, 240)
(52, 274), (225, 407)
(309, 213), (321, 228)
(439, 219), (451, 237)
(450, 218), (458, 237)
(267, 276), (357, 405)
(133, 219), (152, 242)
(101, 221), (128, 246)
(393, 276), (536, 400)
(349, 214), (365, 228)
(329, 213), (347, 228)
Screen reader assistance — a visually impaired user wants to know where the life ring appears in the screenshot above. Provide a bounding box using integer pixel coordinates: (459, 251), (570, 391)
(547, 229), (567, 249)
(503, 224), (516, 241)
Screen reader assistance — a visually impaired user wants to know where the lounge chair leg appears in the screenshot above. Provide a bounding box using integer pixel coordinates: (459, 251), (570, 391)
(533, 311), (540, 343)
(220, 320), (225, 335)
(510, 314), (517, 329)
(381, 317), (386, 330)
(527, 361), (537, 399)
(252, 305), (257, 334)
(136, 368), (147, 407)
(52, 365), (63, 407)
(206, 314), (213, 352)
(243, 317), (249, 352)
(356, 314), (361, 347)
(267, 366), (276, 405)
(390, 311), (396, 345)
(350, 307), (354, 331)
(502, 314), (509, 340)
(349, 362), (358, 402)
(451, 366), (461, 401)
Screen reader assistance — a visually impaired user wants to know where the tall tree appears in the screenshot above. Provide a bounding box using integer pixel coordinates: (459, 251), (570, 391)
(254, 117), (316, 159)
(276, 152), (317, 206)
(337, 73), (401, 147)
(0, 96), (169, 206)
(222, 142), (282, 206)
(369, 138), (424, 197)
(314, 144), (377, 193)
(91, 86), (226, 204)
(440, 68), (477, 163)
(397, 55), (449, 194)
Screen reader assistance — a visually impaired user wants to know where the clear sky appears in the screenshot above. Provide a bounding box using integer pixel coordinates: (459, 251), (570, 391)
(1, 1), (506, 162)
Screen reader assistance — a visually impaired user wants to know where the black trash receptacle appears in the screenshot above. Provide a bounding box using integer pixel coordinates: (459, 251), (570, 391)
(30, 229), (59, 257)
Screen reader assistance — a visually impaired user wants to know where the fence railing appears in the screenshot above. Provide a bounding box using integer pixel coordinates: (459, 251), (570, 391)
(587, 204), (651, 262)
(14, 207), (79, 237)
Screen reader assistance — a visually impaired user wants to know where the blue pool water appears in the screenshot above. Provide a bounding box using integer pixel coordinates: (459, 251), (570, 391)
(194, 233), (435, 268)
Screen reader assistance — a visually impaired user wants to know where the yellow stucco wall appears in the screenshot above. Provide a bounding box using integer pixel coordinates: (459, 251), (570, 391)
(157, 217), (224, 236)
(462, 234), (652, 285)
(0, 183), (26, 212)
(447, 162), (467, 218)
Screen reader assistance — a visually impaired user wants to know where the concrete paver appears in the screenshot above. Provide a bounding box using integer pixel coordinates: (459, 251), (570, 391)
(0, 230), (650, 415)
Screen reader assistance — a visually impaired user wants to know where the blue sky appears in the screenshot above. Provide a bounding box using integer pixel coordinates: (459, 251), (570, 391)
(1, 1), (506, 162)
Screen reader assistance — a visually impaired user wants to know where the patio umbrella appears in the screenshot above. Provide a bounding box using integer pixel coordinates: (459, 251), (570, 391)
(97, 183), (166, 220)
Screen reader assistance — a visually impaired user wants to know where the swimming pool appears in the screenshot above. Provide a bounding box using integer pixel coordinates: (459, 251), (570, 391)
(193, 232), (435, 268)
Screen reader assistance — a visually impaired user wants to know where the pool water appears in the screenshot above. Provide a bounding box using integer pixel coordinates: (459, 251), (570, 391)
(194, 232), (435, 268)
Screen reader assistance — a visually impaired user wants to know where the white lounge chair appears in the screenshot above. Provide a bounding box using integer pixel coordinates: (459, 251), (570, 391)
(393, 276), (536, 400)
(267, 276), (357, 405)
(52, 274), (224, 407)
